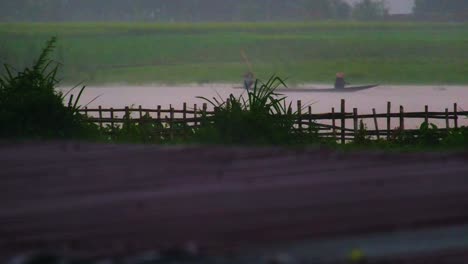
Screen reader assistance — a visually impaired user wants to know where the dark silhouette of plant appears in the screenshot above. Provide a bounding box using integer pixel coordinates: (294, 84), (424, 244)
(0, 37), (99, 139)
(354, 119), (371, 145)
(417, 122), (441, 146)
(108, 111), (169, 143)
(194, 75), (318, 145)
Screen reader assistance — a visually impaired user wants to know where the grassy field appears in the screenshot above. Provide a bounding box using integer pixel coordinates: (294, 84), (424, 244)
(1, 22), (468, 85)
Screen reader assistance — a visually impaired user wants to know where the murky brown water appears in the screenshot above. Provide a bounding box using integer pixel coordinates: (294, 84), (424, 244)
(60, 84), (468, 129)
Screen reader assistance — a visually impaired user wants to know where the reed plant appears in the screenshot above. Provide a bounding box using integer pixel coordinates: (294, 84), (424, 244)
(105, 112), (169, 143)
(0, 37), (100, 139)
(194, 75), (319, 145)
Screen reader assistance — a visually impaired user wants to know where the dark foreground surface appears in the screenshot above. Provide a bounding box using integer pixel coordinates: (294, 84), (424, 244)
(1, 141), (468, 263)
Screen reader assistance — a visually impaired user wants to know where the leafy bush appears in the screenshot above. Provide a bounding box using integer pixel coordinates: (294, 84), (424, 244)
(105, 112), (168, 143)
(0, 37), (100, 139)
(354, 119), (372, 145)
(417, 122), (442, 146)
(194, 75), (319, 145)
(441, 127), (468, 148)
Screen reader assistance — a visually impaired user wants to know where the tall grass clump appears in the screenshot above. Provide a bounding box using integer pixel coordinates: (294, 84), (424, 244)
(345, 121), (468, 151)
(194, 75), (319, 145)
(0, 37), (99, 139)
(104, 112), (169, 144)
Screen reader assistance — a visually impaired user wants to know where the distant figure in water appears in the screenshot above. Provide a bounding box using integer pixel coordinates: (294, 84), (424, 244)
(243, 71), (255, 92)
(334, 72), (349, 89)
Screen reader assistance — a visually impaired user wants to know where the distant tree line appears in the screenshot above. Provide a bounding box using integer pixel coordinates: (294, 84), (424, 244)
(351, 0), (387, 21)
(3, 0), (466, 23)
(413, 0), (468, 21)
(0, 0), (391, 22)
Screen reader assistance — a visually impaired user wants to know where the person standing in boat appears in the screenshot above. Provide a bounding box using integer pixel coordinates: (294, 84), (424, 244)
(334, 72), (349, 89)
(243, 71), (255, 92)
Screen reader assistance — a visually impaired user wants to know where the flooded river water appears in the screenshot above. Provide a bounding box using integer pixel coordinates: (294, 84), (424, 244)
(59, 84), (468, 129)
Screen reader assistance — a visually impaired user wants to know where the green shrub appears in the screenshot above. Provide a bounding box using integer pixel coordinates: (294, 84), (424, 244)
(194, 75), (319, 145)
(354, 119), (372, 145)
(441, 127), (468, 148)
(105, 112), (168, 143)
(0, 37), (100, 139)
(417, 122), (442, 146)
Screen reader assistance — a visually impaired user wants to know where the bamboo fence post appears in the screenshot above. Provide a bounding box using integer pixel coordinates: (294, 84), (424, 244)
(445, 108), (449, 129)
(84, 106), (88, 117)
(138, 105), (143, 120)
(332, 107), (336, 137)
(202, 103), (208, 127)
(125, 106), (130, 118)
(340, 99), (345, 144)
(387, 101), (391, 140)
(202, 103), (207, 117)
(399, 105), (405, 130)
(194, 104), (198, 126)
(110, 107), (115, 136)
(424, 105), (429, 124)
(454, 103), (458, 129)
(124, 106), (130, 128)
(297, 100), (302, 132)
(157, 105), (161, 121)
(308, 106), (312, 133)
(353, 108), (358, 139)
(156, 105), (162, 139)
(183, 102), (187, 139)
(169, 106), (174, 141)
(372, 108), (380, 140)
(98, 105), (103, 129)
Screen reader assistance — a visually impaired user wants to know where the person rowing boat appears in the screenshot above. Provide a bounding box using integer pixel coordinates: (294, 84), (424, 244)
(334, 72), (350, 89)
(243, 71), (255, 92)
(240, 49), (256, 92)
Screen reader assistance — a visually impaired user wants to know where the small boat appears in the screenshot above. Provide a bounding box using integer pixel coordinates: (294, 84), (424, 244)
(233, 84), (379, 93)
(276, 84), (379, 93)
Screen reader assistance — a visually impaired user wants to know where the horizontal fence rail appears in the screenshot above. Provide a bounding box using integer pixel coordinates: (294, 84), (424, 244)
(78, 100), (467, 143)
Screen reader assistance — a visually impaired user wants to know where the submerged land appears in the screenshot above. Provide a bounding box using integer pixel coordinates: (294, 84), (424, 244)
(1, 22), (468, 85)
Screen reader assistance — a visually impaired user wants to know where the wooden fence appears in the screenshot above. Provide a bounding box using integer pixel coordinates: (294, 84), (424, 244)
(78, 99), (467, 143)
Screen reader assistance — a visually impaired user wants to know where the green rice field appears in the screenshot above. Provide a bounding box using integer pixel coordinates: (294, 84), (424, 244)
(1, 22), (468, 85)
